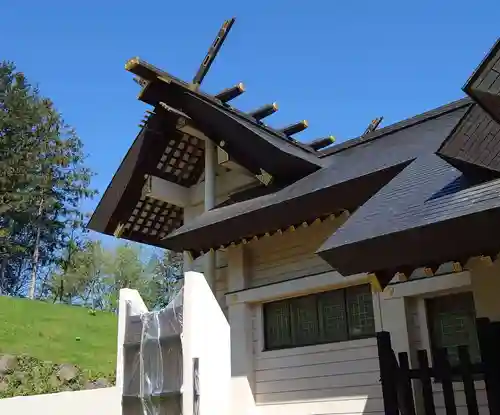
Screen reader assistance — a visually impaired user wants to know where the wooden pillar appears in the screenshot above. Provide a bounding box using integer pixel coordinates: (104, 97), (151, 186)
(204, 138), (217, 292)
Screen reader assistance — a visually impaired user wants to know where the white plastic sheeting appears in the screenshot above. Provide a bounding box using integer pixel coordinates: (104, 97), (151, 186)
(122, 287), (184, 415)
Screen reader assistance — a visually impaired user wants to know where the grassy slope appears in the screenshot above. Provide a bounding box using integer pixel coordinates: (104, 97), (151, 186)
(0, 296), (117, 375)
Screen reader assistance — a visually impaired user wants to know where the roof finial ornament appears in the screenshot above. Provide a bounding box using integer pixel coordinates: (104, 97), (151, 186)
(191, 18), (236, 91)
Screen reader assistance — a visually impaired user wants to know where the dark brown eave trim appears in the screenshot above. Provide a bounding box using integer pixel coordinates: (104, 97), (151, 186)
(317, 208), (500, 288)
(88, 129), (146, 234)
(88, 108), (200, 238)
(163, 164), (407, 254)
(320, 98), (472, 157)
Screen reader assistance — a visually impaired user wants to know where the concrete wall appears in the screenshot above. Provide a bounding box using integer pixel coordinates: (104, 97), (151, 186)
(182, 271), (231, 415)
(0, 387), (121, 415)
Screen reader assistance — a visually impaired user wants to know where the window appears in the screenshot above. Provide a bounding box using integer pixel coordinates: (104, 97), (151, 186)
(426, 292), (481, 367)
(263, 284), (375, 350)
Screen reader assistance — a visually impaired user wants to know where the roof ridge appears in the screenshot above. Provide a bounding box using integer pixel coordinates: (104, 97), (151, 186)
(129, 58), (319, 156)
(320, 97), (472, 157)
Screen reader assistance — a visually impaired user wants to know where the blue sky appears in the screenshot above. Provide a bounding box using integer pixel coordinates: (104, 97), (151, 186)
(3, 0), (499, 246)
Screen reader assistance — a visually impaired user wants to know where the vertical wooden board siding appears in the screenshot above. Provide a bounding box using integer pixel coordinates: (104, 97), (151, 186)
(251, 307), (383, 412)
(191, 250), (228, 273)
(248, 219), (340, 287)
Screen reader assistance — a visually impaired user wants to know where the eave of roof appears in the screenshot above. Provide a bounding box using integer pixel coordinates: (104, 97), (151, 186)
(128, 58), (324, 170)
(463, 38), (500, 124)
(316, 154), (500, 285)
(88, 57), (328, 246)
(178, 91), (325, 181)
(87, 107), (202, 244)
(438, 99), (500, 175)
(162, 104), (469, 253)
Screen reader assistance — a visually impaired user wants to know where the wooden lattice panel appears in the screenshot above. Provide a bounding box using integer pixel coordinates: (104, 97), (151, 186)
(123, 196), (183, 240)
(155, 133), (204, 186)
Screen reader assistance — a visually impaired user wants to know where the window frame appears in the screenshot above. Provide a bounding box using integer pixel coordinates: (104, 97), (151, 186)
(262, 284), (375, 351)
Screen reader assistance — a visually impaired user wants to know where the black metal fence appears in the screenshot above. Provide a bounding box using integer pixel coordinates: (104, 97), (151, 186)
(377, 318), (500, 415)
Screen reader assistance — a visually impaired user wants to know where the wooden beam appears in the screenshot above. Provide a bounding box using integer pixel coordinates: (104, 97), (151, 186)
(280, 120), (308, 137)
(192, 17), (236, 87)
(143, 175), (190, 207)
(308, 136), (336, 151)
(175, 117), (210, 141)
(214, 83), (245, 103)
(248, 103), (278, 121)
(113, 223), (125, 238)
(190, 170), (257, 206)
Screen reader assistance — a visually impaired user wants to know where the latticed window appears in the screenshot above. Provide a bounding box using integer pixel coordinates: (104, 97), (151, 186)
(263, 284), (375, 350)
(426, 292), (481, 366)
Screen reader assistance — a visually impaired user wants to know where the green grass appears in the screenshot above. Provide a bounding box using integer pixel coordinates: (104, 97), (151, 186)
(0, 296), (117, 375)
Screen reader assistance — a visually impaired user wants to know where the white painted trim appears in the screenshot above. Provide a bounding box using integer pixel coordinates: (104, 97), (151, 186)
(372, 292), (384, 332)
(226, 271), (369, 305)
(416, 297), (432, 355)
(382, 271), (471, 300)
(254, 305), (265, 353)
(144, 175), (190, 207)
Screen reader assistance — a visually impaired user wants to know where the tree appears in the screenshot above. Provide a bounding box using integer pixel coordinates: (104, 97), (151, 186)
(101, 243), (147, 312)
(142, 250), (183, 310)
(48, 239), (109, 307)
(0, 61), (96, 297)
(46, 240), (184, 312)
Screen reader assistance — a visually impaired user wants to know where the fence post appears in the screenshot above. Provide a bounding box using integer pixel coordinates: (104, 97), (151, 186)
(458, 346), (479, 415)
(434, 348), (457, 415)
(417, 350), (436, 415)
(397, 352), (416, 415)
(476, 318), (500, 415)
(376, 331), (399, 415)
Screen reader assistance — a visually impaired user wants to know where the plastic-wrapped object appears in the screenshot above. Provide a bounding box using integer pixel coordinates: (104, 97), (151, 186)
(122, 287), (184, 415)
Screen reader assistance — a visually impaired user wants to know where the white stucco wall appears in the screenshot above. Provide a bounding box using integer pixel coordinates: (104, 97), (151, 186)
(0, 387), (121, 415)
(183, 271), (231, 415)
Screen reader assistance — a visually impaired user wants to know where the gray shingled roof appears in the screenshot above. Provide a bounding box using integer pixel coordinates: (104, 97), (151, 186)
(163, 101), (471, 252)
(317, 153), (500, 276)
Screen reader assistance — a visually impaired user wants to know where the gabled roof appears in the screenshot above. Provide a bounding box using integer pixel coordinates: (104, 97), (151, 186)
(463, 38), (500, 124)
(88, 58), (327, 246)
(88, 108), (196, 247)
(162, 100), (471, 253)
(317, 154), (500, 285)
(438, 100), (500, 174)
(128, 58), (325, 181)
(178, 91), (325, 182)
